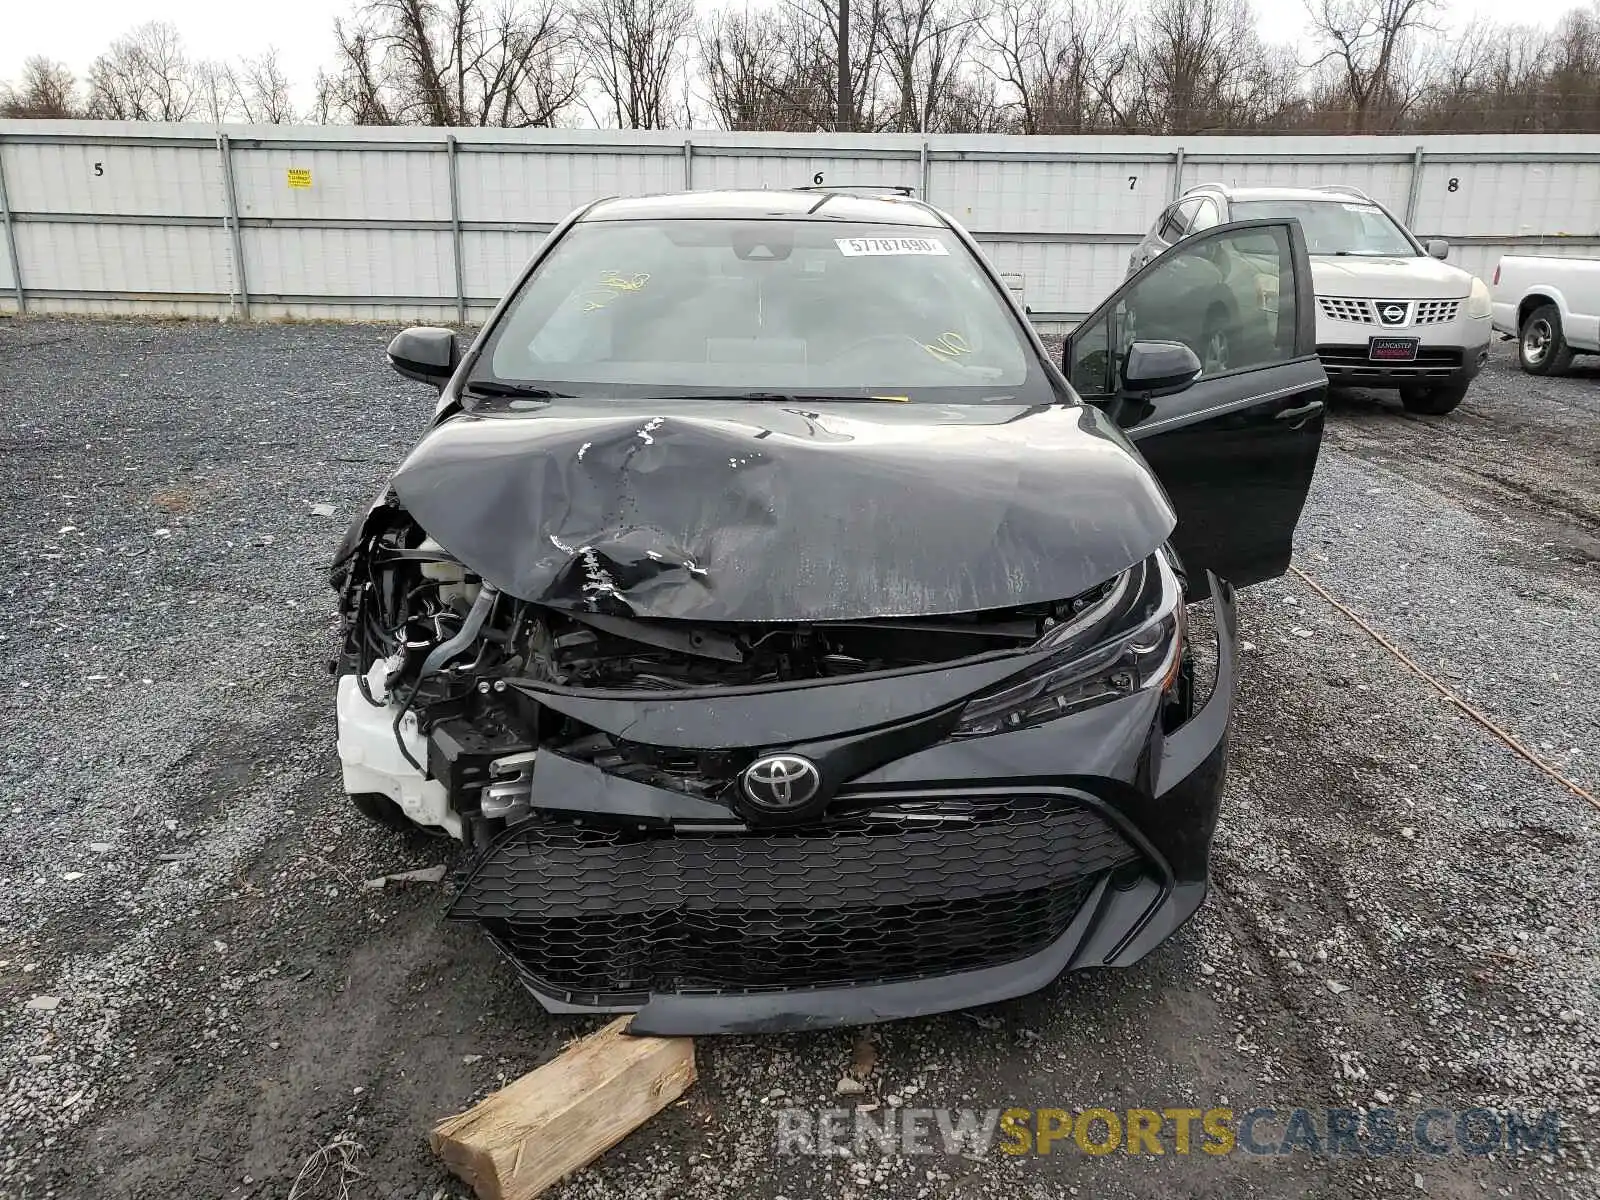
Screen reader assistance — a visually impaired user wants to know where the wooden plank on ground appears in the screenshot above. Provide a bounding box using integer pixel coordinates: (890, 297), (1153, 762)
(429, 1016), (697, 1200)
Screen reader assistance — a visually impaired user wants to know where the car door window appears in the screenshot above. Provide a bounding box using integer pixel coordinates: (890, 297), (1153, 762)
(1156, 199), (1200, 243)
(1189, 198), (1221, 233)
(1068, 223), (1300, 399)
(1154, 205), (1182, 242)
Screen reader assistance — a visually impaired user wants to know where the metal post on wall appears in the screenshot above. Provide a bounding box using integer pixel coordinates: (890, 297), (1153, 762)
(920, 140), (930, 200)
(217, 133), (250, 320)
(0, 135), (25, 313)
(446, 135), (466, 325)
(213, 135), (238, 315)
(1405, 145), (1426, 228)
(1170, 147), (1186, 201)
(683, 138), (694, 190)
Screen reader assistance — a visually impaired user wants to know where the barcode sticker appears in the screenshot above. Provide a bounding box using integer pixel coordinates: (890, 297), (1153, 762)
(835, 237), (949, 257)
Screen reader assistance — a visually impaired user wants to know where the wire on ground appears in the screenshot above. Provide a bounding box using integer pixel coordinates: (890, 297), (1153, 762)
(1290, 564), (1599, 814)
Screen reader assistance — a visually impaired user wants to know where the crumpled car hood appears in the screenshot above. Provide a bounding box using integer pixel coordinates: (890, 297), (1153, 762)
(389, 398), (1175, 622)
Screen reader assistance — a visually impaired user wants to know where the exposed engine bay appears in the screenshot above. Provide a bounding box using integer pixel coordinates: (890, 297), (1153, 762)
(330, 501), (1189, 848)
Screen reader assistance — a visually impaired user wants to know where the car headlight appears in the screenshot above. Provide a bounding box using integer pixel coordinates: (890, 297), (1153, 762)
(951, 551), (1185, 739)
(1466, 277), (1492, 319)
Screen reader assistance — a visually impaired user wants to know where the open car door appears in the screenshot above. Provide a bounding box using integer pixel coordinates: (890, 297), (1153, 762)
(1064, 218), (1326, 593)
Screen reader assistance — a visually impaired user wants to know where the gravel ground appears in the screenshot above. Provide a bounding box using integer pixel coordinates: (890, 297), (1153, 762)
(1, 318), (1597, 1200)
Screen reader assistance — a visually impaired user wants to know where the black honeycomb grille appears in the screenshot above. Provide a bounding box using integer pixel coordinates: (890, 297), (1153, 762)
(451, 792), (1136, 1002)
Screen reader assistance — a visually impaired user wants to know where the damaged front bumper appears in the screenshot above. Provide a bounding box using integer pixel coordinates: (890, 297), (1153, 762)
(445, 574), (1238, 1036)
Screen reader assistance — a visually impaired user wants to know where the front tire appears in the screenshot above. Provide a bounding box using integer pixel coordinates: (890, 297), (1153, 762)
(1400, 382), (1470, 415)
(349, 790), (415, 831)
(1519, 304), (1573, 376)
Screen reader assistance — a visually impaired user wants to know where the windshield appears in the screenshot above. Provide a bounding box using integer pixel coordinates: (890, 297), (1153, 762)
(468, 218), (1046, 406)
(1230, 200), (1417, 257)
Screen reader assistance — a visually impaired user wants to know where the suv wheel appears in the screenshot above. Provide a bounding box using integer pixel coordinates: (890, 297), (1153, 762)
(1519, 304), (1573, 376)
(1400, 381), (1470, 415)
(1201, 307), (1233, 374)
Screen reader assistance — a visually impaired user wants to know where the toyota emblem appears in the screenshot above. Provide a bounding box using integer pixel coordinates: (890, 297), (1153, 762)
(741, 754), (823, 813)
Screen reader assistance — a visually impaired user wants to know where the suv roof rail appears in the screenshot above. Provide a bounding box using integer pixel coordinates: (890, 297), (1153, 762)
(793, 183), (916, 197)
(1311, 183), (1374, 202)
(1183, 181), (1378, 204)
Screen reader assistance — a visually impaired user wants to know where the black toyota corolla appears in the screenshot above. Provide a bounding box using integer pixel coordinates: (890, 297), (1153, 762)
(330, 187), (1327, 1035)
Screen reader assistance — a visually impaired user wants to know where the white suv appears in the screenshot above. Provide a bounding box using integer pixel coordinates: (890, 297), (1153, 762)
(1130, 183), (1492, 414)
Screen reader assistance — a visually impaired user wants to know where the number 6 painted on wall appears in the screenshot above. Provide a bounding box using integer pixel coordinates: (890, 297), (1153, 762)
(813, 172), (824, 185)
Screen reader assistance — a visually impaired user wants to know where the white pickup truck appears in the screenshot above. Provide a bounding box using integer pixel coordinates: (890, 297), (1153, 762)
(1490, 254), (1600, 375)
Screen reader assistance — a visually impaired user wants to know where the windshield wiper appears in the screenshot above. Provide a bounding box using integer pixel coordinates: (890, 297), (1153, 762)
(462, 381), (572, 400)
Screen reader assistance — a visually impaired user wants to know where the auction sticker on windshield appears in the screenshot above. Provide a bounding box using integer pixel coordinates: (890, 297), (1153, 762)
(836, 237), (949, 256)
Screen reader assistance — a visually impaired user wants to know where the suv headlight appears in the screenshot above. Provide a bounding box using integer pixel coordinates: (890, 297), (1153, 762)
(951, 551), (1185, 739)
(1466, 277), (1492, 319)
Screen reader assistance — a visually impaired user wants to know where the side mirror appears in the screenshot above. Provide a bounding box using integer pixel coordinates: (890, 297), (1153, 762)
(387, 326), (458, 387)
(1426, 239), (1449, 260)
(1121, 340), (1201, 398)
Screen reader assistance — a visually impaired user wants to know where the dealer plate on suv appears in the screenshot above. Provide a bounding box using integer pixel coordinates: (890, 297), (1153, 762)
(1368, 336), (1419, 362)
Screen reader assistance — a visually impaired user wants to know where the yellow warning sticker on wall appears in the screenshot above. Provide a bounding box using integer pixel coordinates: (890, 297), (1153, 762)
(286, 168), (312, 189)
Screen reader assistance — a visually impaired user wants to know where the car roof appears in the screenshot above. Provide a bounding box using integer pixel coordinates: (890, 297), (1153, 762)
(1186, 184), (1383, 205)
(582, 189), (946, 226)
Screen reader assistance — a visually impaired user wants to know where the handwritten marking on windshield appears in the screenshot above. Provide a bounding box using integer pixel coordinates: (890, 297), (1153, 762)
(920, 331), (972, 363)
(582, 269), (651, 312)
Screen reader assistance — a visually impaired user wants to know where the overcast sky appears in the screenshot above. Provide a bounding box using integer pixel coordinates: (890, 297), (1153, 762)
(1, 0), (1589, 114)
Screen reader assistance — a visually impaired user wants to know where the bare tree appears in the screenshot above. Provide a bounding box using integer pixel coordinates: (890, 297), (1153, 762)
(1126, 0), (1295, 132)
(1541, 2), (1600, 132)
(1, 57), (80, 118)
(86, 21), (201, 120)
(231, 50), (299, 123)
(937, 70), (1009, 131)
(191, 60), (238, 123)
(976, 0), (1128, 133)
(1303, 0), (1439, 131)
(317, 20), (401, 123)
(711, 0), (893, 132)
(574, 0), (695, 128)
(187, 52), (298, 124)
(318, 0), (582, 126)
(700, 6), (780, 129)
(876, 0), (984, 132)
(701, 5), (829, 129)
(46, 0), (1597, 135)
